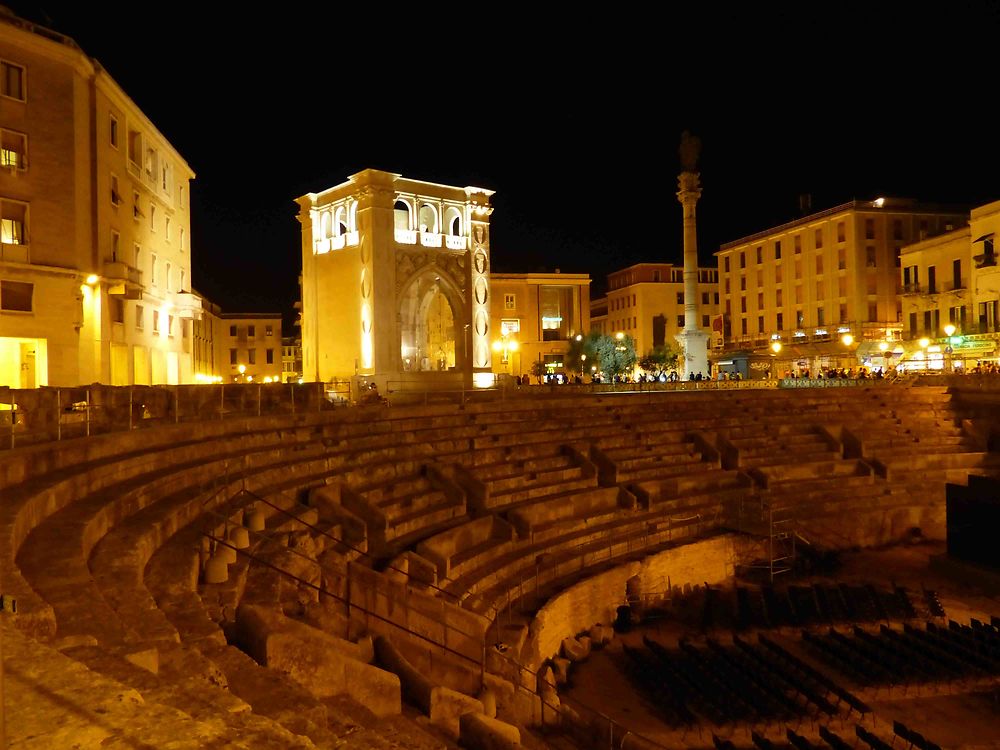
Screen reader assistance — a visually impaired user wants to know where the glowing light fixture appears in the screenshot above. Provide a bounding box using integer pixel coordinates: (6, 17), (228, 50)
(508, 340), (519, 352)
(85, 274), (98, 285)
(238, 364), (246, 374)
(944, 324), (956, 337)
(878, 342), (889, 352)
(918, 338), (930, 349)
(615, 332), (624, 340)
(873, 197), (886, 208)
(771, 342), (782, 353)
(841, 333), (854, 346)
(491, 340), (503, 353)
(575, 334), (583, 342)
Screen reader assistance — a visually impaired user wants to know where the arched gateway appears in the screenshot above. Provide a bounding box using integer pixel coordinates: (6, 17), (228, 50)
(296, 169), (494, 390)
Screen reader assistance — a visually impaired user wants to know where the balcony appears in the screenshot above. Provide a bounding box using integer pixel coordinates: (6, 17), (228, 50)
(445, 235), (467, 251)
(0, 242), (29, 264)
(901, 283), (924, 295)
(103, 260), (143, 299)
(173, 292), (203, 320)
(420, 232), (442, 248)
(395, 228), (417, 244)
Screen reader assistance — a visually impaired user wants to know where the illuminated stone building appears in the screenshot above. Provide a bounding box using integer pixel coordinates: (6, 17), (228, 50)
(0, 8), (198, 388)
(716, 198), (967, 373)
(488, 271), (590, 379)
(899, 199), (1000, 368)
(217, 313), (282, 383)
(281, 336), (302, 383)
(297, 169), (494, 388)
(590, 263), (720, 356)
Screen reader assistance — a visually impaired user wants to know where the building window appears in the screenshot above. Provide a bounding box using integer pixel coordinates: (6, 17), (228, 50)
(894, 247), (902, 268)
(702, 314), (709, 327)
(838, 276), (847, 297)
(111, 230), (120, 261)
(740, 297), (747, 313)
(893, 219), (903, 241)
(816, 281), (824, 299)
(776, 241), (783, 260)
(133, 191), (142, 221)
(165, 262), (171, 292)
(265, 324), (273, 337)
(150, 254), (157, 286)
(756, 246), (763, 264)
(741, 318), (748, 336)
(865, 247), (875, 267)
(128, 129), (142, 166)
(758, 315), (764, 333)
(714, 292), (719, 304)
(776, 289), (783, 307)
(0, 60), (25, 101)
(816, 255), (823, 274)
(724, 257), (730, 273)
(266, 348), (274, 364)
(230, 348), (238, 365)
(868, 302), (878, 321)
(136, 304), (144, 329)
(150, 204), (156, 232)
(111, 297), (125, 323)
(0, 198), (27, 244)
(180, 268), (186, 291)
(839, 303), (848, 322)
(0, 279), (32, 311)
(814, 229), (823, 249)
(676, 292), (683, 305)
(165, 216), (171, 242)
(248, 325), (256, 337)
(676, 315), (685, 328)
(740, 276), (746, 291)
(724, 279), (730, 293)
(133, 242), (141, 269)
(740, 252), (746, 269)
(836, 222), (845, 243)
(928, 265), (937, 294)
(504, 293), (515, 310)
(796, 310), (804, 327)
(0, 128), (27, 170)
(794, 260), (802, 279)
(701, 292), (709, 305)
(953, 258), (962, 290)
(167, 315), (175, 337)
(757, 292), (764, 308)
(248, 348), (257, 365)
(110, 174), (121, 206)
(153, 311), (161, 334)
(865, 219), (875, 240)
(109, 113), (118, 148)
(795, 285), (803, 304)
(776, 312), (783, 330)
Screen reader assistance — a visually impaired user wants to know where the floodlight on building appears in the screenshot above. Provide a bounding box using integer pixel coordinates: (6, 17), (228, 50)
(841, 333), (854, 346)
(85, 274), (98, 285)
(944, 324), (956, 337)
(771, 342), (782, 354)
(918, 338), (930, 349)
(878, 342), (889, 352)
(238, 364), (246, 374)
(873, 197), (886, 208)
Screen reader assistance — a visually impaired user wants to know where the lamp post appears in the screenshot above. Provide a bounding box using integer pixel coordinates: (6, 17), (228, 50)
(491, 335), (518, 374)
(944, 324), (956, 372)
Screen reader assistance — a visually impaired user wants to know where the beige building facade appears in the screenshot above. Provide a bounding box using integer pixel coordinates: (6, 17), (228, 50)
(0, 9), (198, 388)
(217, 313), (282, 383)
(297, 169), (494, 388)
(488, 272), (590, 379)
(898, 199), (1000, 368)
(715, 198), (967, 371)
(591, 263), (720, 357)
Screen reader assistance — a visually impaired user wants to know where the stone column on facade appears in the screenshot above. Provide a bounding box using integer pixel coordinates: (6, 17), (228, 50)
(674, 132), (709, 379)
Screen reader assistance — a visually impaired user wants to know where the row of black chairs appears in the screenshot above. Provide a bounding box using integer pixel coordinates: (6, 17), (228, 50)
(709, 724), (898, 750)
(620, 644), (696, 726)
(803, 620), (1000, 688)
(893, 720), (943, 750)
(735, 583), (915, 630)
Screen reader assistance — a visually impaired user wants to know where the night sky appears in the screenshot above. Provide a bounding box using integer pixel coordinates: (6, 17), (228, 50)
(10, 3), (1000, 332)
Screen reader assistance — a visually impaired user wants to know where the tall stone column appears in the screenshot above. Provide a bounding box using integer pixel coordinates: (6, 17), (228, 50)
(674, 132), (709, 379)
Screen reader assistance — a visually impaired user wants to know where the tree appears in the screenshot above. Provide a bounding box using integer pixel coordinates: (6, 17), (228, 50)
(593, 333), (637, 381)
(639, 344), (679, 379)
(565, 332), (603, 376)
(530, 359), (547, 384)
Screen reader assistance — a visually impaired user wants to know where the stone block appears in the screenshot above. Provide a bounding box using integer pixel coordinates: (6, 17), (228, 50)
(459, 712), (521, 750)
(560, 636), (590, 662)
(123, 645), (159, 674)
(551, 657), (570, 685)
(429, 686), (484, 740)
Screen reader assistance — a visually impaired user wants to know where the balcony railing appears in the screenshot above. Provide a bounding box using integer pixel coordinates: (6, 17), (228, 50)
(420, 232), (442, 248)
(394, 228), (417, 244)
(445, 235), (467, 250)
(901, 283), (923, 294)
(103, 260), (143, 299)
(173, 292), (203, 319)
(0, 242), (29, 263)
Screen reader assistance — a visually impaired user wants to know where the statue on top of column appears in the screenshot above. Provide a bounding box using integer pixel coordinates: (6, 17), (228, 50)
(679, 130), (701, 173)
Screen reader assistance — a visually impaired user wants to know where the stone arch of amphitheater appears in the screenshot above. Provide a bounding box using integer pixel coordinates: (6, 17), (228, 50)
(3, 383), (1000, 749)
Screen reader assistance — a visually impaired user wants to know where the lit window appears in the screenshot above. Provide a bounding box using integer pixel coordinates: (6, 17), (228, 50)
(1, 60), (25, 101)
(136, 305), (144, 329)
(0, 199), (27, 244)
(500, 318), (520, 335)
(504, 293), (515, 310)
(265, 325), (273, 337)
(152, 310), (159, 333)
(0, 279), (32, 311)
(0, 128), (27, 170)
(109, 113), (118, 148)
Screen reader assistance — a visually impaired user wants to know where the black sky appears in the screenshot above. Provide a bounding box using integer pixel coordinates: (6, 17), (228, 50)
(10, 3), (1000, 331)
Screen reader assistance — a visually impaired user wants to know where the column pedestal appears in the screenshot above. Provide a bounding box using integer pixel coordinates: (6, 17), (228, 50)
(675, 329), (710, 380)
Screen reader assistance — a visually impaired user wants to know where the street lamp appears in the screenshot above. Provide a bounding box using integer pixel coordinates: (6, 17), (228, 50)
(491, 335), (518, 366)
(943, 324), (956, 371)
(770, 341), (782, 354)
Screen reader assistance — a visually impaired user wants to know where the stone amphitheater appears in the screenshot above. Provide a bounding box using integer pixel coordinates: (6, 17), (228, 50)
(2, 382), (999, 749)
